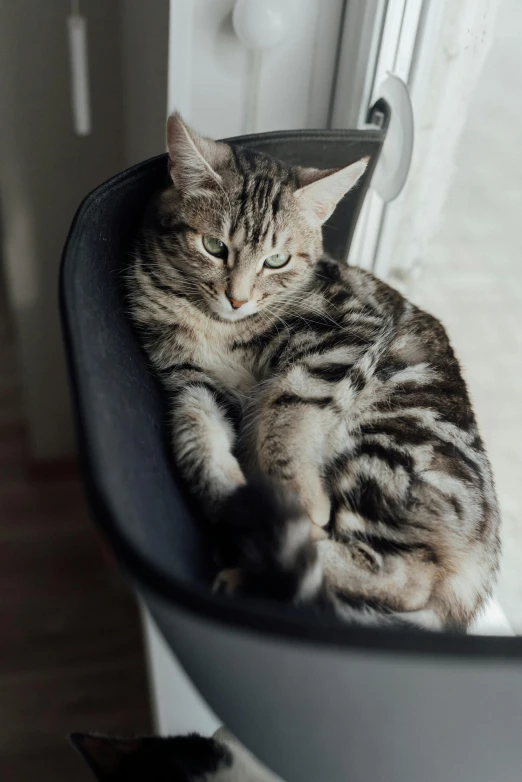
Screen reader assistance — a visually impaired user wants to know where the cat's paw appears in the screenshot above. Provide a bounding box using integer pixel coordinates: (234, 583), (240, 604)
(296, 480), (331, 530)
(310, 524), (328, 542)
(213, 568), (243, 595)
(215, 477), (323, 603)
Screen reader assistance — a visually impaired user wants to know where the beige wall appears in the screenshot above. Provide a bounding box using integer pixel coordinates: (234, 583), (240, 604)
(0, 1), (125, 459)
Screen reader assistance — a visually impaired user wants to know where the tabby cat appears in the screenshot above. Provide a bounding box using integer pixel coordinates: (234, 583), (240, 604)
(71, 728), (279, 781)
(128, 112), (500, 631)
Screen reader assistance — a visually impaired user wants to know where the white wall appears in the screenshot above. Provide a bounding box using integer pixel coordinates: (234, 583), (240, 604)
(168, 0), (344, 138)
(0, 0), (126, 459)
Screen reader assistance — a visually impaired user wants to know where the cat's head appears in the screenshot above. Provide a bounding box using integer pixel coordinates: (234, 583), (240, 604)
(70, 732), (232, 782)
(154, 112), (368, 322)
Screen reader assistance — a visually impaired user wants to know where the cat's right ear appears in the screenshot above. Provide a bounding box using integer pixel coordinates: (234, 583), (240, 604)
(294, 157), (369, 225)
(69, 733), (141, 780)
(166, 112), (230, 193)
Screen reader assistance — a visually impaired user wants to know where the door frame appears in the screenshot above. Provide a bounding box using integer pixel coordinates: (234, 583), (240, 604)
(331, 0), (501, 283)
(331, 0), (427, 273)
(373, 0), (501, 284)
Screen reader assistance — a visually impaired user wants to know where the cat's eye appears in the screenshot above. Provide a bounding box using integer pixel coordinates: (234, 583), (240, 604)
(264, 252), (290, 269)
(203, 235), (228, 259)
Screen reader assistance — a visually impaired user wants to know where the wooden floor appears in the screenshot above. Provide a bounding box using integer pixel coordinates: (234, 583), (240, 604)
(0, 302), (152, 778)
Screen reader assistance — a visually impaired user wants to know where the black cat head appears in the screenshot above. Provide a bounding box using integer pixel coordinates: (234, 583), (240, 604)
(70, 732), (232, 782)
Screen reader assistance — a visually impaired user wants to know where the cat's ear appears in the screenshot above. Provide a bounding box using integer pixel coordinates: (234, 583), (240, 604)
(166, 111), (230, 192)
(70, 733), (142, 780)
(294, 157), (369, 224)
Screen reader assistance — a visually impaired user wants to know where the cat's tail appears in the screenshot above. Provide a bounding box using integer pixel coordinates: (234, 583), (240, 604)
(215, 476), (329, 607)
(214, 479), (432, 632)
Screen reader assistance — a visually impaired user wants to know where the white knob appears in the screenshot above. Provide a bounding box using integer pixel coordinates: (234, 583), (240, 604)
(232, 0), (296, 51)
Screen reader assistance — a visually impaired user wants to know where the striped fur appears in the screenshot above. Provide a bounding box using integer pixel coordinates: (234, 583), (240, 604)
(128, 114), (500, 632)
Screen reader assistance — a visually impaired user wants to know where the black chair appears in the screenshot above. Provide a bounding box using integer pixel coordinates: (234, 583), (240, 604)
(60, 118), (522, 782)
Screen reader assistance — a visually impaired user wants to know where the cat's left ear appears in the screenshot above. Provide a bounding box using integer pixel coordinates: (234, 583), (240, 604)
(70, 733), (142, 780)
(166, 111), (231, 193)
(294, 157), (369, 225)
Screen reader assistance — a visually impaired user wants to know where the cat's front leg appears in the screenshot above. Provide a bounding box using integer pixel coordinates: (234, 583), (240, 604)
(169, 379), (245, 515)
(170, 378), (251, 574)
(252, 371), (335, 533)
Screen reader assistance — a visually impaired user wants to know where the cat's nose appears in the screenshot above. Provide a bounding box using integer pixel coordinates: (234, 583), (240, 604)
(227, 295), (248, 310)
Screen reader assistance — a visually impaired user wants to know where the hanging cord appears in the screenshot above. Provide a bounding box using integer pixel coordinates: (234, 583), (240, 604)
(67, 0), (91, 135)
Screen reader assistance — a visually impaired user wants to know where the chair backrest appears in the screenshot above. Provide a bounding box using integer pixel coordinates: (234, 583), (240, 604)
(60, 128), (384, 590)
